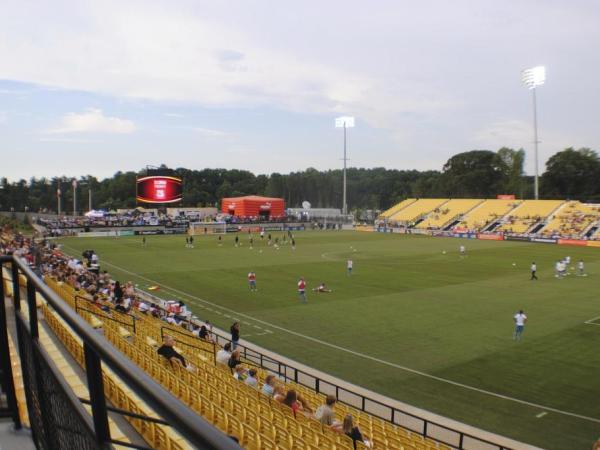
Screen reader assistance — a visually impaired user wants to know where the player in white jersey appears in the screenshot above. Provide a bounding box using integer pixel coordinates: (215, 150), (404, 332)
(347, 259), (353, 276)
(459, 245), (466, 257)
(578, 259), (585, 276)
(530, 262), (537, 280)
(513, 310), (528, 341)
(555, 260), (562, 278)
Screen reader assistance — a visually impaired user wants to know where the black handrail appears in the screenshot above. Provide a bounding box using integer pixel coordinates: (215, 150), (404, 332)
(1, 256), (242, 450)
(174, 307), (513, 450)
(74, 294), (137, 332)
(136, 285), (512, 449)
(159, 325), (216, 361)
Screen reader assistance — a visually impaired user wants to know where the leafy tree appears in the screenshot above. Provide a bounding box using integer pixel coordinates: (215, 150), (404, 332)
(441, 150), (508, 197)
(497, 147), (525, 197)
(541, 148), (600, 199)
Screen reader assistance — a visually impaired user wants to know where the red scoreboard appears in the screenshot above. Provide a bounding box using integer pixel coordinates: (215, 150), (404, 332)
(136, 175), (182, 204)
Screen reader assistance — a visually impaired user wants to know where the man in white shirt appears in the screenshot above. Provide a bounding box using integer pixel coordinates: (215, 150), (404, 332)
(530, 262), (538, 280)
(216, 343), (232, 365)
(555, 260), (562, 278)
(513, 310), (528, 341)
(578, 259), (585, 276)
(459, 245), (466, 257)
(244, 369), (258, 388)
(347, 259), (353, 276)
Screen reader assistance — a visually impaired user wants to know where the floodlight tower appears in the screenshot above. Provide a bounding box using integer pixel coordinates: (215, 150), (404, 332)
(335, 116), (355, 216)
(521, 66), (546, 200)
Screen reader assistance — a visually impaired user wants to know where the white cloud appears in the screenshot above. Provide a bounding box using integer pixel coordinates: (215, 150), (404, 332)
(0, 1), (456, 129)
(38, 137), (99, 143)
(193, 127), (230, 138)
(47, 108), (135, 134)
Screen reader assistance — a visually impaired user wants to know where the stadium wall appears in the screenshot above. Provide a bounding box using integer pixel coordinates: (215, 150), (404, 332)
(372, 226), (600, 247)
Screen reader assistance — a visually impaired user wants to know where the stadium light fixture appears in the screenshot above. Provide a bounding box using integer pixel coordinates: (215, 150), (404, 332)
(335, 116), (355, 216)
(521, 66), (545, 200)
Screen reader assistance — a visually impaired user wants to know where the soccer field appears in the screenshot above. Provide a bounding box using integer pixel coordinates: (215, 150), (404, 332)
(60, 231), (600, 450)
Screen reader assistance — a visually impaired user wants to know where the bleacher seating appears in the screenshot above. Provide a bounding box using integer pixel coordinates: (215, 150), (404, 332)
(497, 200), (565, 233)
(43, 276), (451, 450)
(541, 201), (600, 237)
(416, 199), (483, 229)
(379, 198), (417, 219)
(458, 199), (521, 231)
(388, 199), (449, 223)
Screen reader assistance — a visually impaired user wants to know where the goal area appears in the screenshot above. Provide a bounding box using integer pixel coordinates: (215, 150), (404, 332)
(189, 222), (227, 235)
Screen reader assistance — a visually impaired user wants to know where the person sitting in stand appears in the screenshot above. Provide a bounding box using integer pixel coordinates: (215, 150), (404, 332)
(198, 325), (214, 343)
(227, 349), (242, 371)
(216, 343), (232, 365)
(261, 374), (276, 397)
(244, 368), (258, 388)
(281, 389), (313, 417)
(343, 414), (371, 449)
(157, 336), (187, 368)
(233, 366), (248, 381)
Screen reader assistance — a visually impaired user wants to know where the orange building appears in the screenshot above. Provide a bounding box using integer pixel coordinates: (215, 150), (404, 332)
(221, 195), (285, 219)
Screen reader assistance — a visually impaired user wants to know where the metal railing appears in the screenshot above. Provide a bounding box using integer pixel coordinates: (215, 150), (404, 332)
(135, 282), (514, 450)
(74, 294), (137, 332)
(0, 255), (241, 450)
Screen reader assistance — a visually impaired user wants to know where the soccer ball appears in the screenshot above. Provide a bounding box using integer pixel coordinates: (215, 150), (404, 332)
(442, 251), (446, 254)
(512, 263), (516, 267)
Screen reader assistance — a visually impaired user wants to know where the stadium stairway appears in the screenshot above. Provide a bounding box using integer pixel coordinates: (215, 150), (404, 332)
(497, 200), (565, 233)
(540, 201), (600, 238)
(379, 199), (417, 220)
(44, 276), (455, 450)
(457, 199), (521, 232)
(388, 199), (450, 224)
(416, 199), (483, 230)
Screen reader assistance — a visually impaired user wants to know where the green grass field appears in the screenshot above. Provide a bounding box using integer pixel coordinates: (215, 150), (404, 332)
(60, 231), (600, 450)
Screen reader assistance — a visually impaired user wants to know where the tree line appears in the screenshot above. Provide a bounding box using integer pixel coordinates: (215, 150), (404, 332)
(1, 147), (598, 213)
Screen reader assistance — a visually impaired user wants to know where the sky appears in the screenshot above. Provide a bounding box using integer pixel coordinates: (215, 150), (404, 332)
(1, 0), (599, 182)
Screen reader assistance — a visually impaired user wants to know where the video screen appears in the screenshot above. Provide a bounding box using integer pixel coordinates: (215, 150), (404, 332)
(136, 176), (182, 204)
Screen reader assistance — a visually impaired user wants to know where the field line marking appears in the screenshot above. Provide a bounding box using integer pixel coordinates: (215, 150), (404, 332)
(584, 315), (600, 325)
(536, 412), (547, 418)
(61, 246), (600, 425)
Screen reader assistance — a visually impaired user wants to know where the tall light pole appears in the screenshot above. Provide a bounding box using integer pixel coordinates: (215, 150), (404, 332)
(335, 116), (355, 216)
(72, 179), (78, 216)
(57, 184), (62, 216)
(521, 66), (546, 200)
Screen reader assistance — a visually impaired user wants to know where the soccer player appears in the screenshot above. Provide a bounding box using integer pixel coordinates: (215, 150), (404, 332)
(298, 278), (307, 303)
(291, 238), (296, 250)
(235, 235), (239, 247)
(578, 259), (585, 276)
(347, 259), (353, 276)
(185, 236), (189, 247)
(218, 235), (223, 246)
(249, 237), (253, 249)
(260, 230), (265, 240)
(248, 271), (257, 291)
(189, 236), (194, 248)
(513, 310), (527, 341)
(555, 260), (562, 278)
(459, 245), (466, 257)
(312, 282), (332, 293)
(530, 262), (538, 280)
(142, 236), (146, 247)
